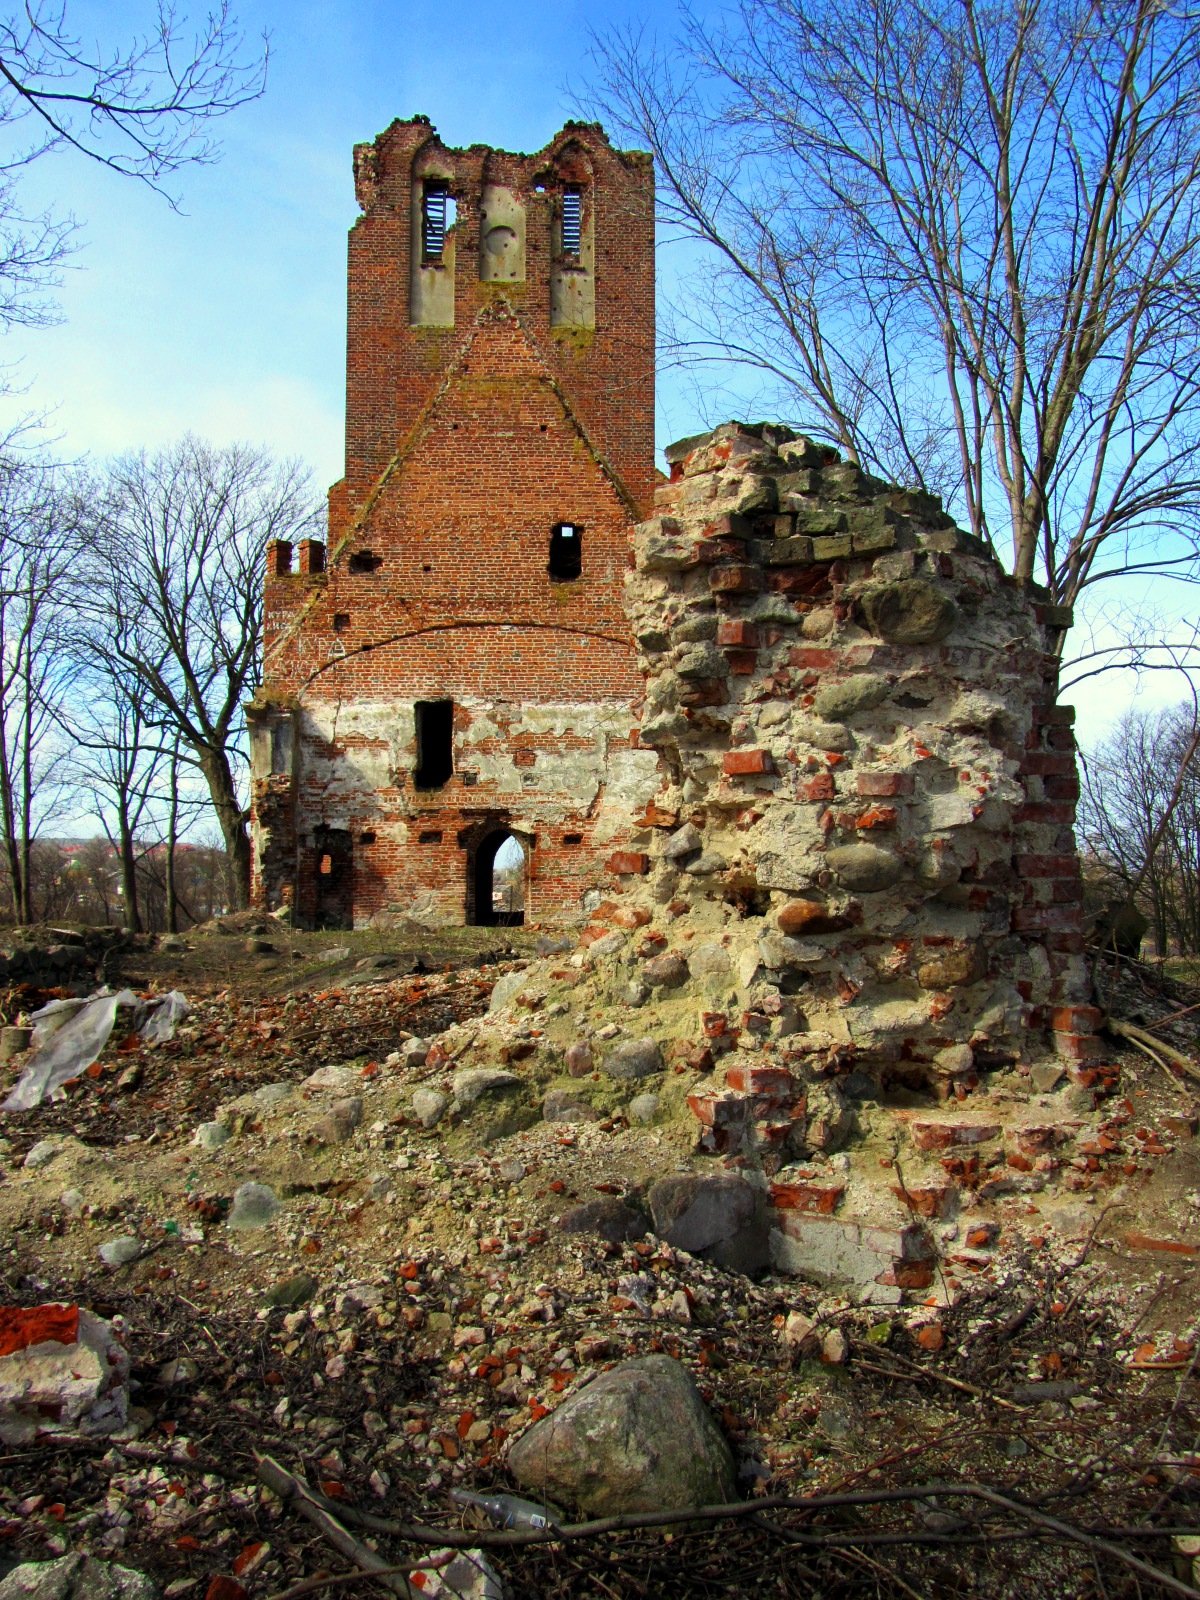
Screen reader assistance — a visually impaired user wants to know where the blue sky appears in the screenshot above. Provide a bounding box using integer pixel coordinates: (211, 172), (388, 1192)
(0, 0), (708, 491)
(0, 0), (1188, 747)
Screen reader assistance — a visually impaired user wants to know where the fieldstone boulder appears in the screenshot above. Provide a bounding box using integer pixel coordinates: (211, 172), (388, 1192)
(452, 1068), (522, 1106)
(507, 1354), (736, 1515)
(860, 579), (957, 644)
(0, 1556), (157, 1600)
(313, 1096), (363, 1144)
(488, 969), (529, 1013)
(558, 1197), (648, 1245)
(542, 1089), (599, 1124)
(813, 675), (889, 722)
(649, 1173), (754, 1249)
(826, 842), (904, 892)
(564, 1041), (593, 1077)
(662, 822), (703, 860)
(602, 1039), (664, 1080)
(642, 952), (689, 989)
(411, 1087), (450, 1128)
(227, 1182), (280, 1231)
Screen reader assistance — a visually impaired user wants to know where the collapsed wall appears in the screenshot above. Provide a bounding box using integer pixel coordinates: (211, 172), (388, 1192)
(468, 421), (1110, 1302)
(628, 422), (1095, 1082)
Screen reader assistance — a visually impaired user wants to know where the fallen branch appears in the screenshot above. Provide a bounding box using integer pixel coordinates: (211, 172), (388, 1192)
(1107, 1017), (1200, 1085)
(853, 1347), (1027, 1412)
(256, 1454), (423, 1599)
(255, 1454), (1200, 1596)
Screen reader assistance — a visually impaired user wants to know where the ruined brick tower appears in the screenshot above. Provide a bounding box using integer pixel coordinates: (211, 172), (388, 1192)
(249, 118), (658, 927)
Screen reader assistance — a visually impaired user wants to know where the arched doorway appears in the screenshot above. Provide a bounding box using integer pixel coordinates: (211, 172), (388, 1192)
(468, 827), (526, 926)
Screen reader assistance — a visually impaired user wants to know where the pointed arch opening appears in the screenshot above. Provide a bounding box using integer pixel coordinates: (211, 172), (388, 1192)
(467, 826), (526, 927)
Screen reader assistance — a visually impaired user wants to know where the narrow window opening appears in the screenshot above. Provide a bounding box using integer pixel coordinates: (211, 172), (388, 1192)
(418, 829), (443, 844)
(333, 613), (350, 632)
(415, 700), (453, 789)
(348, 549), (382, 574)
(360, 830), (376, 844)
(563, 832), (583, 846)
(560, 185), (583, 257)
(422, 180), (455, 263)
(549, 522), (582, 581)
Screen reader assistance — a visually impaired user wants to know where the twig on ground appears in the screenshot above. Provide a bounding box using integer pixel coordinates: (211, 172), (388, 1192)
(1107, 1017), (1200, 1085)
(256, 1454), (423, 1599)
(258, 1452), (1200, 1598)
(856, 1348), (1027, 1412)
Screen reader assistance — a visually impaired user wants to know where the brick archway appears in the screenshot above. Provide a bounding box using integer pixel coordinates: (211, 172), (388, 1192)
(463, 819), (527, 927)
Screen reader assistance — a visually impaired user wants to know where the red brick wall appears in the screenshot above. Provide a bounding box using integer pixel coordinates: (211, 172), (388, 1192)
(251, 118), (657, 926)
(341, 118), (655, 521)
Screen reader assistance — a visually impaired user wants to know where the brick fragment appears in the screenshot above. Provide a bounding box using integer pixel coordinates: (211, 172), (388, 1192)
(723, 749), (774, 776)
(855, 771), (913, 798)
(716, 619), (760, 647)
(607, 851), (650, 876)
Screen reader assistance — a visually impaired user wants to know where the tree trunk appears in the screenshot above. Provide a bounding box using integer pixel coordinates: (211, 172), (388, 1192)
(165, 744), (180, 933)
(197, 744), (251, 910)
(118, 825), (140, 933)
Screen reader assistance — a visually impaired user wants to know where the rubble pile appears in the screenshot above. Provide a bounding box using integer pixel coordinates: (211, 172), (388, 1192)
(0, 931), (1197, 1597)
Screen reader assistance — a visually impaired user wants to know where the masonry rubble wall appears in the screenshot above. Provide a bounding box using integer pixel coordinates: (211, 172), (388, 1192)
(625, 421), (1094, 1077)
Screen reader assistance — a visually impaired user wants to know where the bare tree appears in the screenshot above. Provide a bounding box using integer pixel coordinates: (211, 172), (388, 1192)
(588, 0), (1200, 630)
(1079, 701), (1200, 955)
(0, 1), (267, 326)
(82, 436), (320, 909)
(64, 637), (172, 933)
(0, 454), (77, 923)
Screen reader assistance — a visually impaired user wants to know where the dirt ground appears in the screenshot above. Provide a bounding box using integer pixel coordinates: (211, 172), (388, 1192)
(1, 919), (1200, 1599)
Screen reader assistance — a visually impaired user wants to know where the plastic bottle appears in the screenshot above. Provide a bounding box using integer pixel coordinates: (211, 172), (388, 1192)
(449, 1488), (562, 1531)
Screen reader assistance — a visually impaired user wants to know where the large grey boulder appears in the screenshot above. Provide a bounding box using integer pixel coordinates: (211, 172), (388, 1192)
(602, 1038), (663, 1080)
(0, 1555), (157, 1600)
(507, 1354), (736, 1515)
(648, 1173), (768, 1271)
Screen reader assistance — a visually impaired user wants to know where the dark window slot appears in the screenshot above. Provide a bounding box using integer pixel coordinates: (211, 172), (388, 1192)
(549, 522), (582, 581)
(415, 700), (453, 789)
(348, 549), (382, 574)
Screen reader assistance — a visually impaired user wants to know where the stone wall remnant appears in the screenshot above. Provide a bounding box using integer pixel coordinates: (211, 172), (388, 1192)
(625, 421), (1091, 1083)
(473, 420), (1104, 1301)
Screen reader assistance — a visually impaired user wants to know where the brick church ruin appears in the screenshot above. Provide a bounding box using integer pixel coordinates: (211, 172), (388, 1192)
(249, 118), (1096, 1087)
(249, 117), (657, 929)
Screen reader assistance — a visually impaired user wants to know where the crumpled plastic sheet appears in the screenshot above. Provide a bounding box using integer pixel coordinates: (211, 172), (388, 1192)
(2, 988), (190, 1112)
